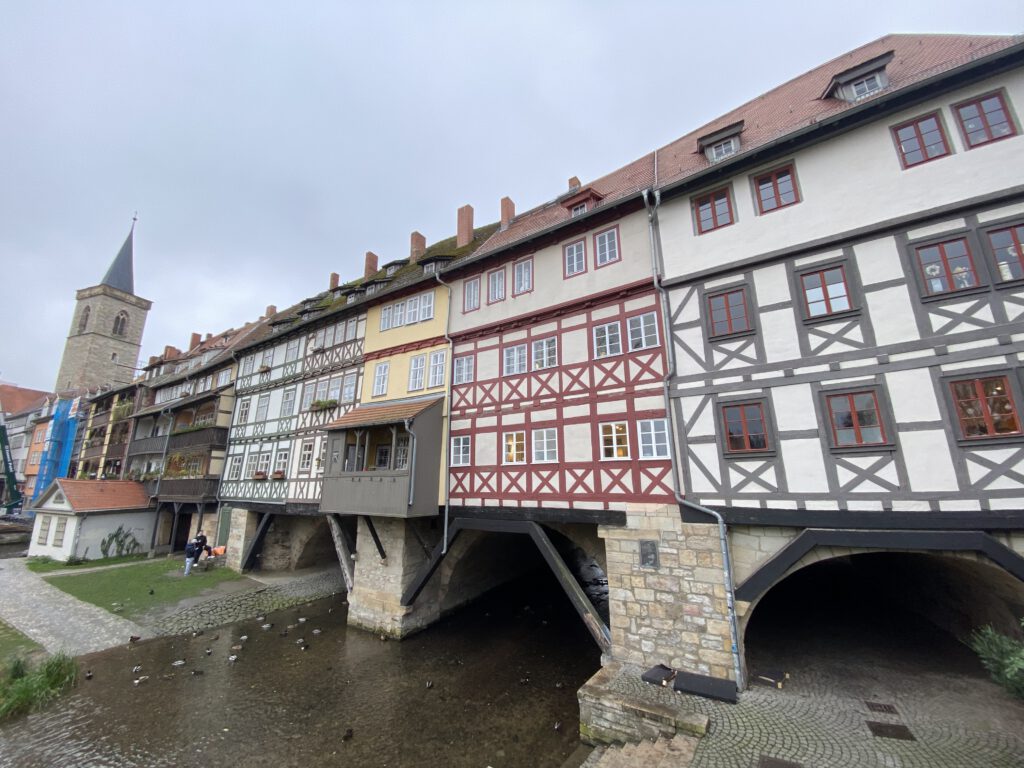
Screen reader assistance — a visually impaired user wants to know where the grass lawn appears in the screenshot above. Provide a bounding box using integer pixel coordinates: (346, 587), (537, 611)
(45, 559), (241, 619)
(26, 554), (147, 574)
(0, 619), (43, 664)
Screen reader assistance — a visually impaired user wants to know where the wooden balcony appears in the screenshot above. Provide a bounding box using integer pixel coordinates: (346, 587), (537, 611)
(156, 477), (221, 501)
(321, 471), (430, 518)
(127, 435), (167, 456)
(167, 426), (228, 451)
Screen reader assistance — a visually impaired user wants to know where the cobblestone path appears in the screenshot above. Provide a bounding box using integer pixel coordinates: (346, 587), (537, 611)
(0, 557), (147, 656)
(145, 567), (345, 636)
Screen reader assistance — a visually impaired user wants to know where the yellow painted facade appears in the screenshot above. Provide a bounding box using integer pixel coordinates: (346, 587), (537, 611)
(362, 284), (449, 355)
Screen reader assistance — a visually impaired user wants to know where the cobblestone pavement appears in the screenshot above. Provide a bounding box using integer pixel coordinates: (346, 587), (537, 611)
(144, 566), (345, 636)
(0, 557), (147, 656)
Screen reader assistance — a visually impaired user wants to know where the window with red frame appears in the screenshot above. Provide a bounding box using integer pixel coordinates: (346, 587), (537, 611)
(722, 403), (769, 452)
(754, 166), (799, 213)
(950, 376), (1020, 439)
(988, 224), (1024, 282)
(916, 238), (978, 295)
(708, 289), (751, 336)
(954, 92), (1017, 148)
(694, 188), (733, 233)
(826, 392), (885, 446)
(893, 113), (950, 167)
(800, 266), (851, 317)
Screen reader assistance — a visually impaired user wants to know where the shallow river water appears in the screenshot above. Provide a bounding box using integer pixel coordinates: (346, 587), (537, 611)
(0, 575), (600, 768)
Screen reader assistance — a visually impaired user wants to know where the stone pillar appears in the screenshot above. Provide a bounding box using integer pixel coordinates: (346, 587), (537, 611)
(600, 503), (736, 696)
(226, 507), (260, 572)
(346, 517), (441, 638)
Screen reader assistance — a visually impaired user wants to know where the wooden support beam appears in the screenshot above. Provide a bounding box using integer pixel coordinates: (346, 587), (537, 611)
(241, 512), (273, 572)
(401, 522), (463, 606)
(327, 514), (355, 592)
(364, 516), (387, 560)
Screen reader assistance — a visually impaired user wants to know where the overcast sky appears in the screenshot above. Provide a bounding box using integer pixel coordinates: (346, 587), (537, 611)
(2, 2), (1021, 393)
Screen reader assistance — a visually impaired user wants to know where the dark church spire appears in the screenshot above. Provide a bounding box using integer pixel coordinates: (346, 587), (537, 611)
(100, 214), (136, 294)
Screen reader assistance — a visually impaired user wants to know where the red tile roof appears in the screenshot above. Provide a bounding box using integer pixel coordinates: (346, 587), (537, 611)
(468, 34), (1020, 261)
(0, 384), (53, 416)
(56, 479), (153, 512)
(324, 396), (444, 430)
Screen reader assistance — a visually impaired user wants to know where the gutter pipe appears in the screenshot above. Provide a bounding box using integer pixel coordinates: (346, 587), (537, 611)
(403, 418), (417, 507)
(642, 188), (745, 692)
(434, 271), (454, 554)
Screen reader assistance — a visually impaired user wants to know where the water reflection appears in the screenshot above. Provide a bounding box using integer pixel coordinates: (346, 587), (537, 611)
(1, 573), (600, 768)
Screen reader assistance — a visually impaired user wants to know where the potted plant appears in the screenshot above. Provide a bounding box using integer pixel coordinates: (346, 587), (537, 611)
(271, 470), (286, 480)
(259, 365), (272, 373)
(252, 471), (268, 481)
(310, 399), (339, 412)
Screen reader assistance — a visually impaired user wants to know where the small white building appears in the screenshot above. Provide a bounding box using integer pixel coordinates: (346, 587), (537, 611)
(29, 479), (155, 562)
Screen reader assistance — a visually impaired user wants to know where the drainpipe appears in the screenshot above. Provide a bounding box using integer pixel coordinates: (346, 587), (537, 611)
(403, 418), (417, 507)
(642, 188), (745, 691)
(434, 271), (454, 554)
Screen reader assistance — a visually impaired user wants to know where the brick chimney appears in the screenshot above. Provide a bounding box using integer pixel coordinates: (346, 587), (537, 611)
(163, 345), (181, 360)
(500, 197), (515, 230)
(205, 333), (212, 342)
(265, 304), (277, 318)
(364, 251), (379, 279)
(457, 204), (474, 248)
(330, 272), (340, 290)
(410, 231), (426, 263)
(568, 176), (581, 190)
(189, 332), (201, 350)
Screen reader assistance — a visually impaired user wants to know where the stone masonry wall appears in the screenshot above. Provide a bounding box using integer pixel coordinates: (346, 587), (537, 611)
(226, 507), (259, 572)
(601, 503), (735, 684)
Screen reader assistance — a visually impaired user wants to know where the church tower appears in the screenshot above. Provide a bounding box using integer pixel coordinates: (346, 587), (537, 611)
(54, 220), (153, 392)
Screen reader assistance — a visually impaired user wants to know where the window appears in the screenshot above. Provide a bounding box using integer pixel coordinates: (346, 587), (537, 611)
(261, 348), (275, 369)
(381, 305), (393, 331)
(313, 328), (326, 350)
(709, 137), (738, 161)
(851, 73), (882, 98)
(892, 113), (950, 168)
(564, 240), (586, 277)
(217, 368), (231, 387)
(393, 301), (406, 327)
(342, 373), (357, 402)
(453, 355), (474, 385)
(708, 288), (751, 336)
(513, 259), (533, 295)
(694, 188), (733, 233)
(954, 92), (1017, 148)
(826, 392), (886, 446)
(299, 440), (315, 471)
(327, 376), (342, 401)
(346, 318), (357, 340)
(532, 337), (557, 370)
(916, 238), (978, 295)
(595, 227), (619, 267)
(284, 338), (300, 362)
(237, 398), (251, 424)
(423, 262), (436, 275)
(532, 428), (558, 463)
(227, 455), (243, 481)
(721, 403), (769, 452)
(451, 436), (471, 466)
(255, 394), (270, 421)
(800, 266), (851, 317)
(428, 350), (446, 388)
(600, 422), (629, 459)
(244, 453), (259, 478)
(571, 202), (587, 217)
(318, 442), (327, 472)
(503, 344), (527, 376)
(594, 322), (622, 358)
(37, 516), (52, 545)
(373, 362), (389, 397)
(950, 376), (1020, 439)
(503, 431), (526, 464)
(314, 379), (329, 402)
(395, 435), (410, 470)
(256, 452), (272, 474)
(638, 419), (670, 458)
(464, 277), (481, 312)
(419, 291), (435, 321)
(241, 355), (255, 376)
(274, 449), (289, 474)
(375, 446), (391, 469)
(78, 306), (90, 333)
(409, 355), (426, 391)
(300, 384), (315, 411)
(754, 165), (799, 214)
(987, 225), (1024, 282)
(627, 312), (659, 351)
(112, 311), (129, 337)
(488, 269), (505, 303)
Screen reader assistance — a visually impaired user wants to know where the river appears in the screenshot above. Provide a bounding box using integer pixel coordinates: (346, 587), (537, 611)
(0, 573), (600, 768)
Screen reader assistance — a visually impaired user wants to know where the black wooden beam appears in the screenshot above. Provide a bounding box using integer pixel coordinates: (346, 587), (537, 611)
(682, 504), (1024, 530)
(734, 528), (1024, 602)
(240, 512), (273, 572)
(364, 516), (387, 560)
(450, 504), (626, 527)
(400, 522), (464, 607)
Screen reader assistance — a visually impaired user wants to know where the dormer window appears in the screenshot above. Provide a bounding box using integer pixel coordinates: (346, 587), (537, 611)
(366, 283), (380, 295)
(386, 265), (399, 277)
(698, 121), (744, 164)
(423, 262), (436, 275)
(822, 51), (893, 103)
(571, 203), (587, 217)
(851, 73), (882, 99)
(346, 294), (357, 304)
(562, 187), (603, 217)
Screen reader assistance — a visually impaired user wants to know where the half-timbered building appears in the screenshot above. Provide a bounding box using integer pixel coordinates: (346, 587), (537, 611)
(647, 33), (1024, 699)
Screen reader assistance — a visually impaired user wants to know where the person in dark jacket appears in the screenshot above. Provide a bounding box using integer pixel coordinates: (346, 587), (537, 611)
(184, 540), (197, 576)
(193, 531), (210, 565)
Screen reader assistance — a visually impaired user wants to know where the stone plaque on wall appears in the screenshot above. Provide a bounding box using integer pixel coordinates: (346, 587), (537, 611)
(639, 540), (659, 569)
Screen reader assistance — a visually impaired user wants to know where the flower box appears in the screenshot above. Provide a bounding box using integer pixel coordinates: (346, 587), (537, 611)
(310, 399), (339, 412)
(271, 470), (286, 480)
(252, 471), (268, 481)
(259, 365), (272, 373)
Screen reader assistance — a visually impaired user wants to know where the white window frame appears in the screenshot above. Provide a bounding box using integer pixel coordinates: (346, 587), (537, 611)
(503, 344), (527, 376)
(227, 455), (243, 481)
(381, 305), (393, 331)
(280, 388), (296, 417)
(571, 202), (587, 217)
(595, 227), (619, 267)
(241, 355), (255, 375)
(327, 376), (342, 401)
(237, 398), (251, 424)
(488, 269), (505, 303)
(299, 440), (315, 472)
(342, 372), (357, 402)
(406, 296), (420, 323)
(261, 348), (275, 368)
(627, 312), (659, 351)
(594, 322), (622, 358)
(395, 435), (410, 470)
(502, 431), (526, 465)
(532, 337), (557, 370)
(428, 350), (446, 388)
(255, 393), (271, 421)
(852, 73), (882, 98)
(256, 452), (272, 474)
(710, 137), (738, 162)
(300, 384), (315, 411)
(408, 355), (426, 391)
(419, 291), (435, 321)
(564, 241), (586, 276)
(373, 362), (390, 397)
(244, 453), (259, 478)
(274, 449), (290, 474)
(392, 301), (406, 327)
(217, 368), (231, 387)
(513, 258), (533, 295)
(638, 419), (670, 459)
(532, 428), (558, 463)
(464, 277), (481, 312)
(600, 421), (630, 460)
(451, 435), (471, 467)
(346, 318), (358, 340)
(453, 355), (475, 385)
